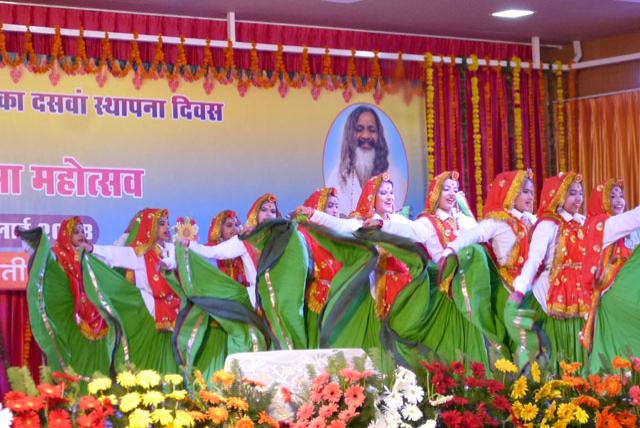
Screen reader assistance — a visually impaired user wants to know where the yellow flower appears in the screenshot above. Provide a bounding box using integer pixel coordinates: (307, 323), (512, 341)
(164, 374), (184, 386)
(207, 406), (229, 424)
(226, 396), (249, 411)
(211, 370), (235, 387)
(520, 403), (538, 421)
(574, 406), (589, 424)
(512, 400), (523, 418)
(100, 394), (118, 405)
(137, 369), (161, 389)
(167, 389), (188, 401)
(128, 408), (152, 428)
(236, 416), (255, 428)
(495, 358), (518, 374)
(119, 392), (141, 413)
(151, 408), (174, 426)
(552, 421), (568, 428)
(511, 375), (528, 399)
(87, 376), (112, 395)
(531, 361), (541, 383)
(544, 401), (557, 420)
(173, 410), (195, 428)
(141, 390), (165, 407)
(117, 370), (138, 388)
(556, 403), (575, 420)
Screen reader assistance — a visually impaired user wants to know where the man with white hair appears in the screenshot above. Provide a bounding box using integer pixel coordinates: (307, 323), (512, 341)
(326, 105), (390, 215)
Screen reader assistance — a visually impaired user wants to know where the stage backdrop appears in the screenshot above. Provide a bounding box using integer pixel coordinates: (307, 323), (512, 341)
(0, 68), (426, 290)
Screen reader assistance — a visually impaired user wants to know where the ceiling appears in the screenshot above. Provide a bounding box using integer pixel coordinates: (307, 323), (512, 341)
(5, 0), (640, 45)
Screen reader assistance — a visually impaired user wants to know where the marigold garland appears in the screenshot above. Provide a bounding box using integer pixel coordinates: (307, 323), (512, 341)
(483, 57), (494, 182)
(512, 56), (524, 169)
(567, 63), (577, 171)
(448, 56), (458, 169)
(554, 60), (567, 171)
(495, 64), (510, 169)
(527, 63), (537, 179)
(538, 68), (549, 178)
(437, 61), (446, 171)
(425, 52), (436, 180)
(469, 55), (483, 215)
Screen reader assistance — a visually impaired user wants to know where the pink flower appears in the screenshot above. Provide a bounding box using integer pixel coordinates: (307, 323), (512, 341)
(308, 417), (327, 428)
(343, 385), (365, 409)
(310, 388), (324, 403)
(312, 373), (330, 389)
(630, 385), (640, 406)
(339, 368), (361, 384)
(338, 407), (359, 422)
(327, 420), (346, 428)
(296, 403), (315, 422)
(632, 357), (640, 372)
(322, 382), (342, 403)
(318, 403), (338, 418)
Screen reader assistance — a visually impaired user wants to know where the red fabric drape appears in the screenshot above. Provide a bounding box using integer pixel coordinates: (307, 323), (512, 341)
(0, 4), (532, 80)
(0, 291), (42, 397)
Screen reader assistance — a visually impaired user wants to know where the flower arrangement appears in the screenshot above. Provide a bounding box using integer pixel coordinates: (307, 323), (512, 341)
(290, 359), (379, 428)
(173, 216), (199, 243)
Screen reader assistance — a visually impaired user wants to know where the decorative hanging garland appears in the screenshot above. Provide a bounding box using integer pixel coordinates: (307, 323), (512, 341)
(437, 61), (446, 171)
(554, 60), (566, 171)
(512, 57), (524, 169)
(538, 68), (549, 178)
(469, 55), (483, 215)
(483, 56), (494, 182)
(448, 56), (458, 169)
(424, 52), (435, 180)
(567, 63), (577, 171)
(495, 64), (510, 170)
(527, 63), (537, 177)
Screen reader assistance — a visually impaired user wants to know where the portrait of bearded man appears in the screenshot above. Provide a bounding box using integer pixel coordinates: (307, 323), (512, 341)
(325, 105), (391, 214)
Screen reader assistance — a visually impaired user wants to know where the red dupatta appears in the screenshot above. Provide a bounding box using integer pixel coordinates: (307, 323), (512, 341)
(207, 210), (249, 287)
(53, 217), (108, 340)
(125, 208), (181, 331)
(418, 171), (460, 249)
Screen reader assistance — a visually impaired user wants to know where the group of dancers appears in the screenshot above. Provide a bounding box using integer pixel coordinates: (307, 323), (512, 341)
(19, 169), (640, 380)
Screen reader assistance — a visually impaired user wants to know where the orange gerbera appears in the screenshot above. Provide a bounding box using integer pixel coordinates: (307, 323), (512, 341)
(562, 375), (590, 392)
(573, 395), (600, 409)
(257, 411), (279, 428)
(207, 406), (229, 424)
(611, 356), (632, 370)
(199, 390), (224, 405)
(616, 411), (637, 428)
(589, 374), (604, 394)
(235, 416), (254, 428)
(559, 361), (581, 375)
(603, 375), (622, 397)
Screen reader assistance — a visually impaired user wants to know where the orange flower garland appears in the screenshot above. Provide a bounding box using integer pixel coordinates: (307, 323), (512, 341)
(495, 64), (510, 169)
(512, 56), (524, 169)
(554, 60), (567, 171)
(567, 63), (577, 171)
(538, 69), (548, 178)
(424, 52), (435, 180)
(448, 56), (458, 169)
(527, 63), (537, 176)
(483, 57), (494, 182)
(437, 61), (446, 170)
(469, 55), (483, 215)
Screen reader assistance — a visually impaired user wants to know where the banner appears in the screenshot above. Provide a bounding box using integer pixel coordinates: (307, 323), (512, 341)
(0, 69), (426, 289)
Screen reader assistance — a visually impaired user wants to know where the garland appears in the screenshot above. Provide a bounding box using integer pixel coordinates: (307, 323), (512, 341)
(554, 60), (567, 171)
(448, 56), (458, 169)
(483, 57), (494, 182)
(568, 63), (577, 171)
(469, 55), (483, 215)
(425, 52), (435, 180)
(495, 64), (510, 169)
(437, 61), (446, 171)
(538, 69), (549, 178)
(527, 63), (537, 177)
(512, 57), (524, 169)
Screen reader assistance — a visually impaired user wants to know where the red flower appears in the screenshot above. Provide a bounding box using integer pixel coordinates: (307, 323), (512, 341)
(37, 383), (64, 402)
(491, 395), (511, 413)
(48, 409), (72, 428)
(450, 361), (465, 376)
(471, 362), (486, 379)
(343, 385), (365, 409)
(22, 396), (44, 412)
(449, 396), (469, 406)
(485, 379), (505, 394)
(51, 372), (79, 384)
(12, 411), (41, 428)
(76, 414), (98, 428)
(4, 391), (28, 413)
(631, 357), (640, 372)
(462, 410), (485, 428)
(281, 387), (292, 404)
(79, 396), (101, 411)
(441, 409), (464, 428)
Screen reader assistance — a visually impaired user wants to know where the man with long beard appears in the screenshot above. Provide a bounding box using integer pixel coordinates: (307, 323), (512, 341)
(326, 105), (390, 215)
